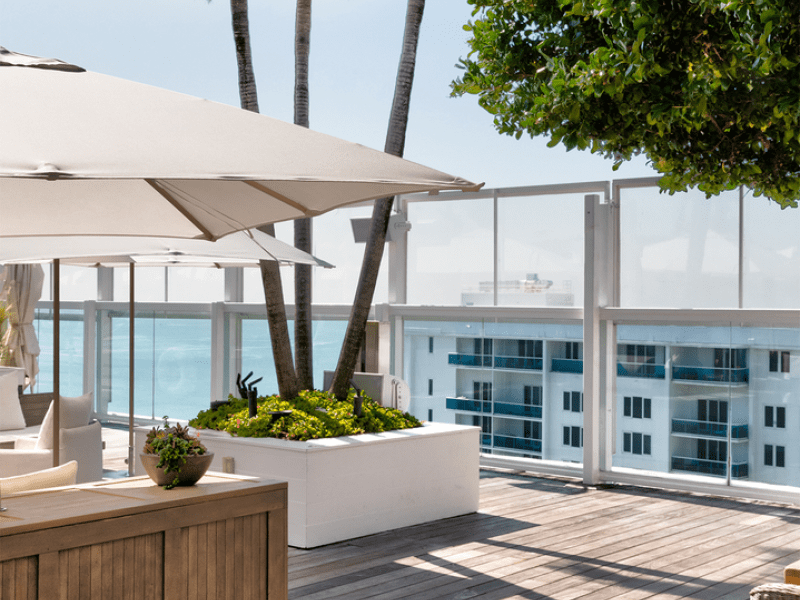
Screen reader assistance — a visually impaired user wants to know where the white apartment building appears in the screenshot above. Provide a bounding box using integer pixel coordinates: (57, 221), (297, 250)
(405, 324), (799, 488)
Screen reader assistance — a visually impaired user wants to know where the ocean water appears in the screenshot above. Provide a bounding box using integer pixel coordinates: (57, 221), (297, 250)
(33, 310), (347, 422)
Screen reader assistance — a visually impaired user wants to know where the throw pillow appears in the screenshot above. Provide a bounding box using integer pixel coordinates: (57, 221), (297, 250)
(36, 392), (93, 450)
(0, 371), (27, 431)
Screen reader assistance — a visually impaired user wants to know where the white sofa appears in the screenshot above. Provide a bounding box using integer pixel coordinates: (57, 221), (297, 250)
(0, 367), (103, 483)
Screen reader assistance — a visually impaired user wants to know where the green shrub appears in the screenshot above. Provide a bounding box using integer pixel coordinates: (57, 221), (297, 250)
(189, 388), (421, 442)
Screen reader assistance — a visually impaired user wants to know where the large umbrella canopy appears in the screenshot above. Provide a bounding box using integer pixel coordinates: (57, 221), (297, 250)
(0, 47), (481, 242)
(0, 46), (480, 471)
(0, 264), (44, 389)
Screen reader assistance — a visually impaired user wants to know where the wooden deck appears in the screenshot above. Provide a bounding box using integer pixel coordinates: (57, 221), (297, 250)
(288, 470), (800, 600)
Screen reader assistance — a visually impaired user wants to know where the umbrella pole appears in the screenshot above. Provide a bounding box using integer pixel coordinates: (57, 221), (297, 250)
(128, 263), (134, 477)
(52, 259), (60, 467)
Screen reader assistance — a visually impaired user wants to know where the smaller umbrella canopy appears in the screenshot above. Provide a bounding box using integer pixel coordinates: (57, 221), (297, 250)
(0, 229), (333, 268)
(0, 230), (330, 473)
(0, 264), (45, 389)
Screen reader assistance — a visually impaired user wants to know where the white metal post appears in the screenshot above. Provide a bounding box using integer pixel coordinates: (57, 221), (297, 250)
(583, 194), (601, 484)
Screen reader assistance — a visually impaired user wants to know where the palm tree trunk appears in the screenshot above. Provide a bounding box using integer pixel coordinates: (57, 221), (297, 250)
(294, 0), (314, 390)
(230, 0), (299, 400)
(329, 0), (425, 401)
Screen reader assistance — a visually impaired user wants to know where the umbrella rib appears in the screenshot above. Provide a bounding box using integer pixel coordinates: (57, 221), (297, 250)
(245, 181), (316, 217)
(145, 179), (216, 241)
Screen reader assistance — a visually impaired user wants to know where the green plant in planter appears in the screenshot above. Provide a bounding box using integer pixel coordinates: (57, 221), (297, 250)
(143, 417), (208, 489)
(190, 388), (421, 442)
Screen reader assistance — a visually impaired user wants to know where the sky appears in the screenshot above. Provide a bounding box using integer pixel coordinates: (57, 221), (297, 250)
(1, 0), (659, 191)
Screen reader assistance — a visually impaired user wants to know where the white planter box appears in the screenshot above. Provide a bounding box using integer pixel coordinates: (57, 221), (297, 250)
(134, 422), (479, 548)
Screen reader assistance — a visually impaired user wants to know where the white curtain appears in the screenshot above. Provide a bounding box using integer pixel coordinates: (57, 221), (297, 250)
(0, 264), (45, 389)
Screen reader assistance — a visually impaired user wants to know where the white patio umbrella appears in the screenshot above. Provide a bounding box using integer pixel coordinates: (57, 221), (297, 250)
(0, 264), (45, 389)
(0, 47), (482, 466)
(1, 230), (332, 474)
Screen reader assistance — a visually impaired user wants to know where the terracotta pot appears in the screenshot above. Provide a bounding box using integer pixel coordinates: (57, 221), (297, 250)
(140, 452), (214, 487)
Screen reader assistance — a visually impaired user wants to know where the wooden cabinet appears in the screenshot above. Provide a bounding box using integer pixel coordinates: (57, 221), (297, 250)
(0, 474), (287, 599)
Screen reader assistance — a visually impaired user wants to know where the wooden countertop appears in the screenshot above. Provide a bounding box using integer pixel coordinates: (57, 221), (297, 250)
(0, 472), (287, 538)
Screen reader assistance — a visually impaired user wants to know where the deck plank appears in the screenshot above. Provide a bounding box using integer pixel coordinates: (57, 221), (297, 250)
(289, 471), (800, 600)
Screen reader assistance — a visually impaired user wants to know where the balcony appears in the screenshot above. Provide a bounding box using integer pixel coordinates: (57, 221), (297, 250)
(448, 353), (492, 367)
(671, 419), (749, 439)
(493, 402), (542, 419)
(551, 358), (583, 374)
(671, 365), (749, 384)
(671, 456), (749, 479)
(617, 362), (665, 379)
(493, 435), (542, 453)
(493, 356), (543, 371)
(446, 397), (491, 413)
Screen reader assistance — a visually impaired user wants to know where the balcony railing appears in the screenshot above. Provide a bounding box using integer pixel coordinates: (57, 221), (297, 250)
(671, 419), (749, 439)
(493, 356), (543, 371)
(551, 358), (584, 374)
(671, 456), (749, 479)
(446, 397), (491, 413)
(493, 435), (542, 453)
(493, 402), (542, 419)
(672, 365), (749, 384)
(448, 353), (492, 367)
(617, 362), (666, 379)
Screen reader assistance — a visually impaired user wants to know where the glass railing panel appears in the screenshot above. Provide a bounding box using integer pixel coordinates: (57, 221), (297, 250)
(494, 356), (543, 370)
(447, 354), (492, 367)
(407, 197), (494, 305)
(742, 194), (800, 309)
(672, 365), (749, 384)
(617, 362), (665, 379)
(403, 317), (582, 468)
(493, 435), (542, 453)
(613, 323), (799, 491)
(552, 358), (583, 374)
(445, 398), (490, 413)
(494, 402), (542, 419)
(619, 186), (740, 308)
(32, 308), (85, 397)
(495, 193), (584, 308)
(240, 317), (347, 397)
(97, 309), (212, 422)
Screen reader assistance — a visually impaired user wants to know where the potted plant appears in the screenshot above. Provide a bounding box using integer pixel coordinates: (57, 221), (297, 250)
(141, 417), (213, 489)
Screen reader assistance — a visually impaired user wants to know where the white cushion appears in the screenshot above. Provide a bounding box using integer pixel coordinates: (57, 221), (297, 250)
(36, 393), (93, 450)
(0, 372), (26, 431)
(0, 460), (78, 494)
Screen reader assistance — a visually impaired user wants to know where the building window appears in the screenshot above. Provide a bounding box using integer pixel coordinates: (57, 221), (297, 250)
(428, 337), (434, 353)
(563, 426), (582, 448)
(523, 420), (541, 440)
(473, 381), (492, 401)
(765, 406), (786, 428)
(524, 385), (542, 406)
(765, 444), (786, 467)
(698, 399), (728, 423)
(428, 409), (433, 421)
(474, 338), (492, 356)
(565, 341), (581, 360)
(563, 391), (583, 412)
(518, 339), (543, 358)
(623, 432), (652, 455)
(623, 396), (651, 419)
(428, 379), (433, 396)
(769, 350), (790, 373)
(697, 439), (726, 462)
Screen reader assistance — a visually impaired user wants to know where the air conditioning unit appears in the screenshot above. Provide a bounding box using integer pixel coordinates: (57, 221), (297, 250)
(323, 371), (410, 413)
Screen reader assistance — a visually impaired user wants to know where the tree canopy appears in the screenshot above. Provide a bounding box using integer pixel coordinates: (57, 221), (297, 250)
(452, 0), (800, 207)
